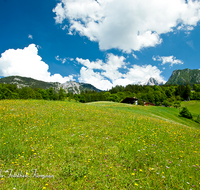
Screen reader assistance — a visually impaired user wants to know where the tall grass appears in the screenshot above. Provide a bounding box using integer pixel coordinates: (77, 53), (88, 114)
(0, 100), (199, 189)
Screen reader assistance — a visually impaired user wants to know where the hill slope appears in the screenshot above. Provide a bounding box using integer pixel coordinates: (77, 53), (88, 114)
(0, 100), (199, 189)
(166, 68), (200, 85)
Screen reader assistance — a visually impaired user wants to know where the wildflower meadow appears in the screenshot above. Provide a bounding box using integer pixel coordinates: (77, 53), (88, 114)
(0, 100), (199, 189)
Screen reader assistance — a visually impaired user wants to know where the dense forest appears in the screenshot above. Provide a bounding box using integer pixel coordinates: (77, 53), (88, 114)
(1, 83), (200, 107)
(0, 84), (65, 101)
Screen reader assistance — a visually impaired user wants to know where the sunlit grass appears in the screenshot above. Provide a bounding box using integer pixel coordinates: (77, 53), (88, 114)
(181, 100), (200, 117)
(0, 100), (199, 189)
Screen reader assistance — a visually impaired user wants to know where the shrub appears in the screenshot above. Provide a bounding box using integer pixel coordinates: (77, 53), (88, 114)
(138, 99), (144, 106)
(179, 107), (193, 119)
(173, 101), (181, 109)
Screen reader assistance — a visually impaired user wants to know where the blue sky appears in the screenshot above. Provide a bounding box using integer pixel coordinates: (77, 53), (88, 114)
(0, 0), (200, 90)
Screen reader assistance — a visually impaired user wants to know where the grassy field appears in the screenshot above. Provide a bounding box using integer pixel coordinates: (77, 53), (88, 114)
(0, 100), (199, 189)
(181, 100), (200, 119)
(88, 101), (200, 129)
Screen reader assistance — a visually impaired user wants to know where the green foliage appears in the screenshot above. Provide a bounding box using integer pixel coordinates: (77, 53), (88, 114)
(155, 101), (161, 106)
(59, 87), (65, 100)
(79, 95), (86, 103)
(175, 95), (182, 101)
(166, 68), (200, 86)
(191, 92), (200, 100)
(165, 88), (172, 98)
(184, 84), (191, 100)
(162, 100), (172, 107)
(48, 87), (54, 100)
(179, 107), (193, 119)
(173, 101), (181, 109)
(138, 99), (144, 106)
(107, 94), (120, 102)
(19, 87), (36, 99)
(193, 84), (200, 92)
(37, 89), (49, 100)
(1, 76), (200, 105)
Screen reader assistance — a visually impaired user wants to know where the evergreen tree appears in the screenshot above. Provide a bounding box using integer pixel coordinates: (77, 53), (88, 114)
(59, 87), (65, 100)
(48, 87), (54, 100)
(179, 107), (192, 119)
(184, 84), (191, 100)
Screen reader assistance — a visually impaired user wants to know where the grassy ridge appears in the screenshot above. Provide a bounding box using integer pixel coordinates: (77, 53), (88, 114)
(0, 100), (199, 189)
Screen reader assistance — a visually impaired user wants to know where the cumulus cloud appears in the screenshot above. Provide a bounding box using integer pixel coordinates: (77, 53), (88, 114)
(153, 55), (184, 67)
(0, 44), (73, 83)
(53, 0), (200, 52)
(77, 53), (165, 90)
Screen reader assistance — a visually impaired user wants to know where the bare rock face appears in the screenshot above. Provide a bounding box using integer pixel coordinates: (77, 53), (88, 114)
(138, 77), (165, 86)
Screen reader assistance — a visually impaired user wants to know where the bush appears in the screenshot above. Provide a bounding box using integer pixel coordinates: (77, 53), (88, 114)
(179, 107), (193, 119)
(138, 100), (144, 106)
(173, 101), (181, 109)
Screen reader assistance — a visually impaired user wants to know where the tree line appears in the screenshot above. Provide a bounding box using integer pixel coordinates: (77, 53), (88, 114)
(1, 83), (200, 106)
(70, 84), (200, 106)
(0, 84), (65, 101)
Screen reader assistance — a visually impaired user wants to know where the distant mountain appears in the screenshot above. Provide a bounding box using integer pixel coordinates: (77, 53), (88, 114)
(0, 76), (101, 94)
(62, 81), (101, 94)
(0, 76), (56, 89)
(166, 68), (200, 85)
(138, 77), (165, 86)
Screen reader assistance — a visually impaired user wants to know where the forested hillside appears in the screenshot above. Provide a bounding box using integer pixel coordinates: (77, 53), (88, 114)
(1, 82), (200, 107)
(166, 68), (200, 85)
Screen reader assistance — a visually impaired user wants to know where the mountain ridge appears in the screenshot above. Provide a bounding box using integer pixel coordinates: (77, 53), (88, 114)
(138, 77), (165, 86)
(0, 76), (101, 94)
(1, 68), (200, 93)
(166, 68), (200, 85)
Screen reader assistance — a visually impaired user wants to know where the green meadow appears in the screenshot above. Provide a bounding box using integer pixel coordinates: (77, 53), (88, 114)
(181, 100), (200, 119)
(0, 100), (199, 189)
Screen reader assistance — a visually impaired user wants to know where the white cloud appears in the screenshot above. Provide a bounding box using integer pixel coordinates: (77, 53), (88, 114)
(53, 0), (200, 52)
(28, 34), (33, 39)
(55, 55), (67, 64)
(79, 67), (113, 90)
(36, 45), (42, 49)
(0, 44), (73, 83)
(77, 53), (165, 90)
(153, 55), (184, 66)
(132, 53), (138, 59)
